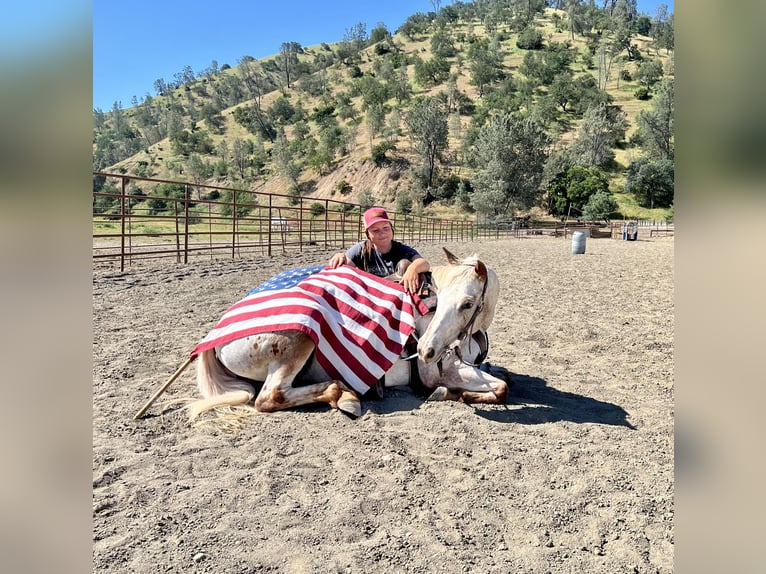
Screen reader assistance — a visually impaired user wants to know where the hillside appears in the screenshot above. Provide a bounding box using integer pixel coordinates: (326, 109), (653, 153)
(93, 4), (674, 220)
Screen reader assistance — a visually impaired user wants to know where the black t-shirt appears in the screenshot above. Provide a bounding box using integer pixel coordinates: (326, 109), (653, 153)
(345, 240), (422, 278)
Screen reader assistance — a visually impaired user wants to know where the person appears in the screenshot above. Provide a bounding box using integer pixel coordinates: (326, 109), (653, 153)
(328, 206), (430, 293)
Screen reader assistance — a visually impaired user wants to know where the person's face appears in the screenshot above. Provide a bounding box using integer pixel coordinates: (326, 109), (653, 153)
(366, 222), (393, 246)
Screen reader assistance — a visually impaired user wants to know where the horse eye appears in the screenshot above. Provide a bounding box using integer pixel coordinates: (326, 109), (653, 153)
(461, 301), (473, 311)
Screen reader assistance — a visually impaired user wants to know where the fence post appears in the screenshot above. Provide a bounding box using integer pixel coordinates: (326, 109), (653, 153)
(267, 194), (272, 257)
(323, 199), (329, 249)
(232, 190), (237, 259)
(120, 176), (126, 272)
(299, 197), (304, 252)
(183, 184), (190, 264)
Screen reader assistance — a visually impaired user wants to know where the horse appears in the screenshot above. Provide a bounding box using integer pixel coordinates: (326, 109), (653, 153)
(187, 248), (509, 420)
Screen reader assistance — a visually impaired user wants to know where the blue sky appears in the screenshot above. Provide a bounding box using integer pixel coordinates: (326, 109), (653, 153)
(91, 0), (674, 111)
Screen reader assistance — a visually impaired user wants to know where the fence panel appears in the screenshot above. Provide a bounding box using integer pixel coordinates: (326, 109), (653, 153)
(93, 173), (482, 270)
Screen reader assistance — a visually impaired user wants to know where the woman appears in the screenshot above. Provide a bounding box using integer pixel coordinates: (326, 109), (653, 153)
(328, 207), (430, 294)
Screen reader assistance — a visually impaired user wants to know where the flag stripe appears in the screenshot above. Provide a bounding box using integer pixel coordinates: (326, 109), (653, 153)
(191, 266), (429, 393)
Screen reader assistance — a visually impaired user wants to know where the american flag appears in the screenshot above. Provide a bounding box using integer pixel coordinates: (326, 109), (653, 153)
(191, 266), (429, 394)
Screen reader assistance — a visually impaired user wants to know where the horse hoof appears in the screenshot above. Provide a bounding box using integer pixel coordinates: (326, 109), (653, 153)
(338, 398), (362, 419)
(426, 387), (448, 401)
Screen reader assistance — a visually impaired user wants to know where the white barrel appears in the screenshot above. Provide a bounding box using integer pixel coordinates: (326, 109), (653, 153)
(571, 231), (586, 254)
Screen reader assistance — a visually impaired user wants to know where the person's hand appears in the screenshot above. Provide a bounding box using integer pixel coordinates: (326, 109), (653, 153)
(328, 253), (348, 268)
(401, 267), (420, 294)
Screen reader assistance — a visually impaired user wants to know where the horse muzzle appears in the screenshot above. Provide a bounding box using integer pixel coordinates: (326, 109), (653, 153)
(417, 339), (454, 365)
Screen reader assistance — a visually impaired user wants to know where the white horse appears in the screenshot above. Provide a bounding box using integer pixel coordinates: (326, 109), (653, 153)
(188, 248), (508, 419)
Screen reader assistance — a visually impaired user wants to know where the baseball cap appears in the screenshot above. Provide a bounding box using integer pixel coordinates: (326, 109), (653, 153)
(363, 207), (391, 230)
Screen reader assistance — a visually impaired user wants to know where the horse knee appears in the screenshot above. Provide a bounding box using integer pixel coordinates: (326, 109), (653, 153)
(254, 388), (287, 413)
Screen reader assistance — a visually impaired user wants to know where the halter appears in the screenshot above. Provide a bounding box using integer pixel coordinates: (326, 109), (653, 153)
(450, 267), (489, 368)
(402, 264), (489, 372)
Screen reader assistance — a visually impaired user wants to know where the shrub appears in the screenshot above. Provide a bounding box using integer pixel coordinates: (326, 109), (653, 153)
(336, 179), (353, 195)
(372, 141), (396, 166)
(395, 190), (413, 214)
(309, 202), (326, 218)
(516, 27), (543, 50)
(358, 188), (376, 210)
(634, 86), (650, 100)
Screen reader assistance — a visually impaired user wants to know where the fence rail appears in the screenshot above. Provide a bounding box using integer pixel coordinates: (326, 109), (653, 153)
(93, 173), (497, 270)
(93, 174), (673, 270)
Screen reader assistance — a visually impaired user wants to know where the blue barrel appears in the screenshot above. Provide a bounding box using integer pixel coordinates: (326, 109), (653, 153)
(571, 231), (586, 254)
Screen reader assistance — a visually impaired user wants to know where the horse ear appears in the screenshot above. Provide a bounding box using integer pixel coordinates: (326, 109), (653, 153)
(475, 260), (488, 281)
(442, 247), (460, 265)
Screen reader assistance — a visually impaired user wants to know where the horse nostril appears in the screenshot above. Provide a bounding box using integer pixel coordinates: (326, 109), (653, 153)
(424, 348), (435, 360)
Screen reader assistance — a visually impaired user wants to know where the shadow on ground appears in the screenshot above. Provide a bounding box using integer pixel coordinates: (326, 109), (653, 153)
(474, 372), (635, 428)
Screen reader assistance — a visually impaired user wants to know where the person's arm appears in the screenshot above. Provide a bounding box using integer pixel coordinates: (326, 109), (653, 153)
(328, 243), (361, 269)
(401, 256), (430, 293)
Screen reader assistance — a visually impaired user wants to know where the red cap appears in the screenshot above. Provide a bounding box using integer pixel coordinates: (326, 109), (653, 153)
(363, 207), (391, 230)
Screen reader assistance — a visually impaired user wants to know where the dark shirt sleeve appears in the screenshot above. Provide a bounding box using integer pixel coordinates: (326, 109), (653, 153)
(395, 241), (422, 262)
(345, 241), (365, 268)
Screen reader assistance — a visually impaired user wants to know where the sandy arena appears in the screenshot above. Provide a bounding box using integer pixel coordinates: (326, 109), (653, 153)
(93, 235), (674, 573)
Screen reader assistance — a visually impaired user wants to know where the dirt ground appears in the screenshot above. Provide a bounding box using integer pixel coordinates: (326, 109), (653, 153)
(93, 235), (674, 573)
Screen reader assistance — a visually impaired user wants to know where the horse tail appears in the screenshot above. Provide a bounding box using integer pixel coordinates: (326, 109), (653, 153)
(188, 349), (256, 420)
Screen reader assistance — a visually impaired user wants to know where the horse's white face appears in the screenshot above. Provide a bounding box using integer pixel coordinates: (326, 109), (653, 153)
(417, 250), (498, 364)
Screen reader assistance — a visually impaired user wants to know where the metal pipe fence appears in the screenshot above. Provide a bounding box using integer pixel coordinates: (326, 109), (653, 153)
(93, 173), (493, 270)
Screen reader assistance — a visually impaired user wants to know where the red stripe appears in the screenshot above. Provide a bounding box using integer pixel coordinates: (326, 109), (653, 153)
(191, 266), (424, 389)
(298, 281), (408, 352)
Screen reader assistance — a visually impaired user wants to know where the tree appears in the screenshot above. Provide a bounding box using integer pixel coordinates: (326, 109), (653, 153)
(467, 38), (502, 96)
(431, 28), (456, 58)
(469, 112), (550, 216)
(549, 72), (577, 112)
(389, 66), (413, 104)
(625, 157), (674, 208)
(268, 95), (296, 125)
(153, 78), (169, 97)
(185, 154), (212, 185)
(548, 165), (610, 216)
(568, 103), (626, 167)
(369, 23), (391, 45)
(405, 97), (449, 195)
(200, 104), (225, 134)
(366, 103), (386, 153)
(358, 188), (376, 210)
(280, 41), (302, 88)
(581, 190), (618, 222)
(636, 59), (663, 88)
(565, 0), (587, 40)
(635, 78), (674, 160)
(232, 104), (276, 142)
(657, 12), (674, 53)
(337, 23), (367, 64)
(272, 130), (300, 186)
(413, 55), (451, 87)
(309, 202), (326, 218)
(238, 56), (267, 106)
(516, 27), (544, 50)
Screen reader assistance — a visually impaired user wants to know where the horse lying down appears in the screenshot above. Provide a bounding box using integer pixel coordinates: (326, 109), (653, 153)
(187, 248), (509, 419)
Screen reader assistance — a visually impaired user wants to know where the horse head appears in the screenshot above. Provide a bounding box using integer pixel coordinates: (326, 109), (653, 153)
(417, 248), (499, 364)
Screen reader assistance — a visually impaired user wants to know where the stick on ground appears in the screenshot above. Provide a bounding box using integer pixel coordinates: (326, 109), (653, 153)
(134, 357), (194, 419)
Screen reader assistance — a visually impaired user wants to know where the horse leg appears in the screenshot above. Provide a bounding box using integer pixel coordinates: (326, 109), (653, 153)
(253, 334), (361, 418)
(421, 362), (508, 405)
